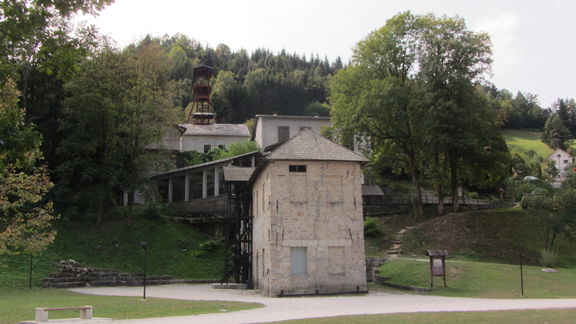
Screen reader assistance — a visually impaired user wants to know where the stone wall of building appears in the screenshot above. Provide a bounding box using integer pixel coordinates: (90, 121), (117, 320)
(252, 160), (367, 296)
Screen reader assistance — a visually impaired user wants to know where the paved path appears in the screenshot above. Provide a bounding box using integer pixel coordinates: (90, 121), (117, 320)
(58, 284), (576, 324)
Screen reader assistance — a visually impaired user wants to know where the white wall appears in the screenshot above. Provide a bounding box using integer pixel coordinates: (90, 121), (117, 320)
(550, 149), (574, 180)
(254, 116), (331, 149)
(181, 135), (250, 152)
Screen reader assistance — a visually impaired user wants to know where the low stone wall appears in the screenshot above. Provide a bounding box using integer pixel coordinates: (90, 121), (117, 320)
(374, 274), (432, 292)
(365, 257), (387, 282)
(43, 260), (217, 288)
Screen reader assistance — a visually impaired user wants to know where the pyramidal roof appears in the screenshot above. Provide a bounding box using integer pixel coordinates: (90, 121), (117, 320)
(266, 129), (368, 163)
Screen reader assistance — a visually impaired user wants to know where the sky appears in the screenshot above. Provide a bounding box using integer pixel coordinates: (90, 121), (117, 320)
(78, 0), (576, 108)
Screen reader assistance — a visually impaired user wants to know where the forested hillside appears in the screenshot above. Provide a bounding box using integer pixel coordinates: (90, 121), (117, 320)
(161, 34), (341, 122)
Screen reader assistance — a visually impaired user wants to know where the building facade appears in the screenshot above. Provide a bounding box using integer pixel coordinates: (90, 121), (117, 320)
(549, 148), (574, 182)
(250, 129), (368, 296)
(252, 114), (331, 149)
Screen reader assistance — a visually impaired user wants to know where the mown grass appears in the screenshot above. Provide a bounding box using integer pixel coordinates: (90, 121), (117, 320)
(378, 258), (576, 299)
(0, 216), (224, 290)
(0, 289), (262, 324)
(502, 128), (552, 158)
(273, 309), (576, 324)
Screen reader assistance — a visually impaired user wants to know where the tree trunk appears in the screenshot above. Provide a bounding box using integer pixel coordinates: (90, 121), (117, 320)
(408, 152), (424, 221)
(449, 150), (460, 212)
(96, 196), (104, 226)
(435, 150), (446, 216)
(127, 197), (133, 226)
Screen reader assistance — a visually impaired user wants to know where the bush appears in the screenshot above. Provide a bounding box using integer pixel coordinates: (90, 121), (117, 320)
(364, 217), (382, 237)
(193, 240), (221, 257)
(132, 203), (176, 220)
(540, 249), (560, 267)
(505, 178), (553, 201)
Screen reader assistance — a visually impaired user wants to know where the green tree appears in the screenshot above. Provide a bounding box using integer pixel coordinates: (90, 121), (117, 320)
(542, 113), (572, 149)
(0, 79), (56, 255)
(521, 187), (576, 253)
(56, 41), (174, 225)
(331, 12), (428, 219)
(331, 12), (505, 217)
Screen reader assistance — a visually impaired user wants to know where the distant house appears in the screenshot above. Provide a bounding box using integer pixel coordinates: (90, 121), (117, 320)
(250, 129), (368, 296)
(548, 148), (574, 181)
(252, 114), (331, 149)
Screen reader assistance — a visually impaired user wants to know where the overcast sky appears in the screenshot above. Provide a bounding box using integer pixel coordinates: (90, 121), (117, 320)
(78, 0), (575, 108)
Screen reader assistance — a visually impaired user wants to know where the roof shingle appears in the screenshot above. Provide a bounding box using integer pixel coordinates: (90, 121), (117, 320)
(266, 129), (368, 163)
(180, 123), (250, 137)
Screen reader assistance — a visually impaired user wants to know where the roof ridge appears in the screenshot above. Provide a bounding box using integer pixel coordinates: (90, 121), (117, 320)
(266, 129), (368, 163)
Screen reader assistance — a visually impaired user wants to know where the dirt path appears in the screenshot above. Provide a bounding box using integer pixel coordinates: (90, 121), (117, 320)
(385, 225), (418, 256)
(57, 284), (576, 324)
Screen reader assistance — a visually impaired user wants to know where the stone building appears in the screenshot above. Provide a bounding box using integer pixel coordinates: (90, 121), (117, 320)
(250, 129), (368, 296)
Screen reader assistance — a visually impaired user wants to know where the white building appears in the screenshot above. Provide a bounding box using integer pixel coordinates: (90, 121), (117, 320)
(153, 124), (249, 153)
(548, 148), (574, 181)
(252, 114), (331, 149)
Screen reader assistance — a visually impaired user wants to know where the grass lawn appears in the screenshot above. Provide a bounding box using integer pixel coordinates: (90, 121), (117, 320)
(273, 309), (576, 324)
(378, 258), (576, 299)
(501, 128), (552, 158)
(0, 288), (262, 324)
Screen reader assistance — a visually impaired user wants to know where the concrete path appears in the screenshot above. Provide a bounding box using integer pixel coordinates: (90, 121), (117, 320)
(56, 284), (576, 324)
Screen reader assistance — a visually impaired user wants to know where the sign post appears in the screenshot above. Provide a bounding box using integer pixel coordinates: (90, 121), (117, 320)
(425, 249), (448, 289)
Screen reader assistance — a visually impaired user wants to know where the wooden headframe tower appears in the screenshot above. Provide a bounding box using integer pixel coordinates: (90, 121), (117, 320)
(186, 64), (215, 125)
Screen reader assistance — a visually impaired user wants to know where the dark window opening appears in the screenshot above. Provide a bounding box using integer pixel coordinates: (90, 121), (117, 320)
(278, 126), (290, 143)
(204, 144), (211, 153)
(289, 165), (307, 172)
(218, 144), (225, 149)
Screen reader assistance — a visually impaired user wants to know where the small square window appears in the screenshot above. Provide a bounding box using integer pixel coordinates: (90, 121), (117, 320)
(564, 160), (569, 164)
(289, 165), (307, 172)
(203, 145), (212, 153)
(218, 144), (225, 149)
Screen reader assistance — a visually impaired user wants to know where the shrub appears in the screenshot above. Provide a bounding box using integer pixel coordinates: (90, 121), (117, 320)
(193, 240), (220, 257)
(364, 217), (382, 237)
(539, 249), (560, 267)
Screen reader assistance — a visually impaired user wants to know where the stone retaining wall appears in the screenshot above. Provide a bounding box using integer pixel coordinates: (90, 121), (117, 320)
(42, 260), (217, 288)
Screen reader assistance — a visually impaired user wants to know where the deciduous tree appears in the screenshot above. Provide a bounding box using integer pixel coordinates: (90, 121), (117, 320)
(0, 79), (56, 255)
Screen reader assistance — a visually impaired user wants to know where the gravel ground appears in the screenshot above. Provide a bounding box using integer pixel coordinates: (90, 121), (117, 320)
(49, 284), (576, 324)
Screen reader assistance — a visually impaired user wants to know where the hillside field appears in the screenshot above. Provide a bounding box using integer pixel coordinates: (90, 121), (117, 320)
(501, 128), (552, 157)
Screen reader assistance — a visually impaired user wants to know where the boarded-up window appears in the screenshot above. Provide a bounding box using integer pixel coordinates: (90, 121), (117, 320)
(278, 126), (290, 143)
(325, 176), (343, 203)
(328, 246), (345, 274)
(291, 247), (307, 275)
(289, 174), (307, 203)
